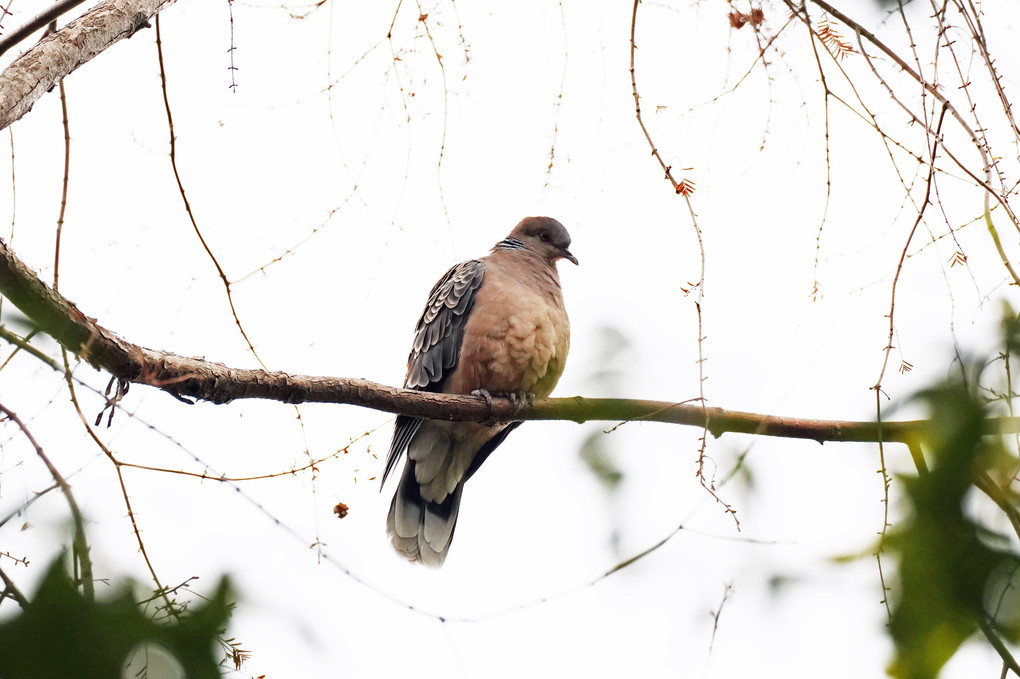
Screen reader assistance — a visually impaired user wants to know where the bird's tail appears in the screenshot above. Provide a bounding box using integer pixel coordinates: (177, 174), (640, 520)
(387, 461), (463, 567)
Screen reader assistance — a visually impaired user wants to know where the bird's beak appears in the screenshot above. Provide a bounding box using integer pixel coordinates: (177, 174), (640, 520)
(560, 248), (579, 266)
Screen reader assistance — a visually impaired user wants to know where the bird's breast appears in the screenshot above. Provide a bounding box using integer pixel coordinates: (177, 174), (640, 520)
(445, 272), (570, 398)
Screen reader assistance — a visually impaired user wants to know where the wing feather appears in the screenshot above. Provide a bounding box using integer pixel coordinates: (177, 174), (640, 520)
(464, 422), (522, 482)
(405, 259), (485, 390)
(382, 415), (421, 485)
(381, 259), (486, 488)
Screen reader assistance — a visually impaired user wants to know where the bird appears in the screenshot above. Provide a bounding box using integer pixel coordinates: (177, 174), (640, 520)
(381, 216), (577, 566)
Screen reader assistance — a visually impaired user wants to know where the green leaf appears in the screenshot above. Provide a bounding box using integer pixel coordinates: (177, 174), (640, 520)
(0, 559), (233, 679)
(886, 371), (1020, 679)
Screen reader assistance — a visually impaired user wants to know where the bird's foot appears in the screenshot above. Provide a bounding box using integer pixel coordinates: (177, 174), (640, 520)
(507, 389), (534, 419)
(471, 389), (496, 424)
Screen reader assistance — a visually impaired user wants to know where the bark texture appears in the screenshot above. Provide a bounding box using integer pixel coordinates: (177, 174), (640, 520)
(0, 0), (177, 132)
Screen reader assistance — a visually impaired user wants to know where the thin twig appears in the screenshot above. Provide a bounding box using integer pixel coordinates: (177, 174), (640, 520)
(0, 402), (93, 600)
(0, 0), (89, 58)
(0, 327), (39, 372)
(805, 0), (1018, 232)
(794, 2), (834, 303)
(630, 0), (723, 523)
(116, 425), (378, 482)
(0, 481), (59, 530)
(543, 0), (568, 185)
(708, 582), (734, 655)
(154, 16), (265, 368)
(53, 52), (70, 291)
(978, 616), (1020, 677)
(58, 347), (176, 619)
(0, 564), (29, 608)
(974, 471), (1020, 543)
(414, 2), (454, 241)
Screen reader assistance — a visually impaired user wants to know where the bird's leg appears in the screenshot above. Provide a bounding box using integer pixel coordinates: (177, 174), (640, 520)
(471, 388), (496, 424)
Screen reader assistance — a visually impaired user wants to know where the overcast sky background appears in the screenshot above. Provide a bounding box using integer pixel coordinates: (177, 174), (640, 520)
(2, 0), (1020, 676)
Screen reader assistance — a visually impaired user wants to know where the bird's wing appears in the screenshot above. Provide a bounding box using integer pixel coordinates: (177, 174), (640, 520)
(381, 259), (486, 487)
(464, 421), (522, 482)
(405, 259), (487, 391)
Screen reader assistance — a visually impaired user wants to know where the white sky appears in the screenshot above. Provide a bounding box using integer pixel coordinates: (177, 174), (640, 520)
(2, 0), (1020, 677)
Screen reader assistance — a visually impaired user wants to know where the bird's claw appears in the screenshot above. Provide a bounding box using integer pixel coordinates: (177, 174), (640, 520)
(471, 389), (496, 424)
(507, 389), (534, 419)
(472, 388), (534, 424)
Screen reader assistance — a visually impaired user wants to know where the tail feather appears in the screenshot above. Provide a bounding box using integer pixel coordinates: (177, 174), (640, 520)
(387, 461), (463, 567)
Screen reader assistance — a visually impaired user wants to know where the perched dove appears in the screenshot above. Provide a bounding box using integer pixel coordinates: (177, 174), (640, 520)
(382, 216), (577, 566)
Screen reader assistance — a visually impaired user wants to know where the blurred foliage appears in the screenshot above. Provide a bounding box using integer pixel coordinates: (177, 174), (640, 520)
(884, 309), (1020, 678)
(578, 326), (631, 491)
(576, 326), (632, 554)
(583, 324), (628, 487)
(0, 309), (39, 336)
(0, 558), (233, 679)
(579, 431), (623, 490)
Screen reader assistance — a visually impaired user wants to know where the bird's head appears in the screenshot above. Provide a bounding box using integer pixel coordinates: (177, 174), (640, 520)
(510, 216), (579, 266)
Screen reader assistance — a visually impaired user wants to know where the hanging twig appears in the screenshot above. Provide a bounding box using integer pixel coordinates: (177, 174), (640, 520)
(0, 402), (94, 601)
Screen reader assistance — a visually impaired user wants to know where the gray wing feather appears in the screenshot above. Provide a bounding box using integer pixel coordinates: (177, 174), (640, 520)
(382, 415), (420, 485)
(381, 259), (486, 488)
(406, 259), (486, 390)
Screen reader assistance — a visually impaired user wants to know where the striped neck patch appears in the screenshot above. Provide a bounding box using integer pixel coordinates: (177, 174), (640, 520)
(495, 237), (527, 252)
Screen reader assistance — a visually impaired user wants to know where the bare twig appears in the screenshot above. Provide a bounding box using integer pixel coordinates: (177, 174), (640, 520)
(630, 0), (722, 522)
(974, 471), (1020, 543)
(116, 425), (378, 482)
(0, 0), (89, 58)
(0, 402), (93, 600)
(792, 2), (835, 304)
(804, 0), (1018, 232)
(978, 616), (1020, 677)
(53, 59), (70, 291)
(59, 347), (175, 620)
(412, 1), (453, 233)
(0, 564), (29, 608)
(708, 582), (734, 656)
(154, 16), (265, 368)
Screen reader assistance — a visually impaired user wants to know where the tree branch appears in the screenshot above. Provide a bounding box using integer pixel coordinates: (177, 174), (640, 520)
(0, 0), (91, 59)
(0, 0), (178, 132)
(1, 0), (1009, 450)
(4, 235), (1019, 444)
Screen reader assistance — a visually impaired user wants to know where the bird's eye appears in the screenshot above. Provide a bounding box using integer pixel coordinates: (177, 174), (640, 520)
(539, 232), (550, 242)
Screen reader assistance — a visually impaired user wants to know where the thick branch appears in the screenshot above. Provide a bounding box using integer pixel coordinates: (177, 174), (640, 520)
(4, 235), (1019, 444)
(0, 0), (178, 132)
